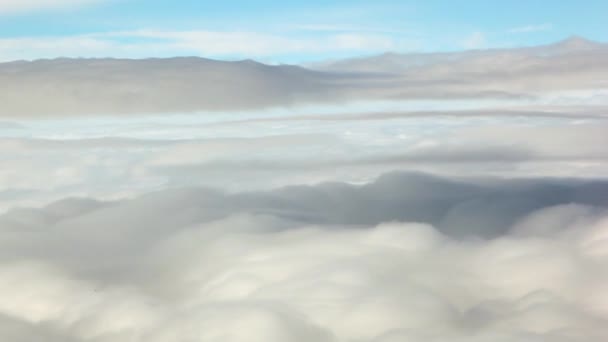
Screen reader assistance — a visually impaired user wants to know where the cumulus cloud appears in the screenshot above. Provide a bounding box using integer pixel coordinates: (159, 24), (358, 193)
(1, 172), (608, 341)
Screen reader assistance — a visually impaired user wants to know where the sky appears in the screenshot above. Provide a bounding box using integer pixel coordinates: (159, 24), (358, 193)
(0, 0), (607, 63)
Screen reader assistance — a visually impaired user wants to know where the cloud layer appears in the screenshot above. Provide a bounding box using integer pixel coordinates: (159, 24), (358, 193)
(1, 37), (607, 117)
(1, 105), (608, 213)
(1, 172), (608, 341)
(2, 37), (608, 341)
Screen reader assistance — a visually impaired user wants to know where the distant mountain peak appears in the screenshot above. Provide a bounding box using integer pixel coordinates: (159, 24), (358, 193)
(554, 35), (598, 49)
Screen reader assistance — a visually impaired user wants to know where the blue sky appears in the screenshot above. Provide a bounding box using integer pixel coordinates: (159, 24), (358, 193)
(0, 0), (606, 63)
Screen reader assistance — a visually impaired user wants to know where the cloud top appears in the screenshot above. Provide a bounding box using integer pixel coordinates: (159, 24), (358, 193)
(1, 37), (607, 117)
(1, 172), (608, 341)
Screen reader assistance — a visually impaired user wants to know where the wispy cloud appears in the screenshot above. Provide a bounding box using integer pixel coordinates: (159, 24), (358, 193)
(290, 24), (412, 35)
(508, 23), (553, 34)
(462, 31), (486, 49)
(0, 29), (405, 61)
(0, 0), (103, 14)
(124, 29), (400, 56)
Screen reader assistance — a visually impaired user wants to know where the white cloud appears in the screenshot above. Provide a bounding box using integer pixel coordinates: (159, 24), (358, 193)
(132, 29), (400, 56)
(2, 100), (608, 211)
(290, 24), (412, 35)
(2, 37), (607, 117)
(462, 31), (486, 49)
(0, 0), (102, 14)
(0, 30), (402, 62)
(1, 37), (608, 341)
(1, 173), (608, 341)
(509, 23), (553, 33)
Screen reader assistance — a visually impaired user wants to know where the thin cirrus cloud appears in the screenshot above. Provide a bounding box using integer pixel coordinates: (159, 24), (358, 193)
(127, 29), (400, 55)
(0, 30), (402, 62)
(462, 31), (486, 49)
(0, 0), (103, 14)
(509, 23), (554, 34)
